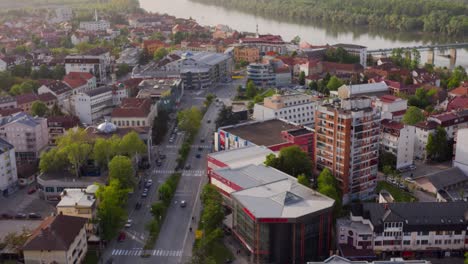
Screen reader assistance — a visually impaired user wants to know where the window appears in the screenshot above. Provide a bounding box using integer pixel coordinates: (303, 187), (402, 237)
(454, 239), (461, 244)
(444, 240), (451, 245)
(374, 241), (382, 246)
(421, 240), (429, 245)
(45, 187), (55, 193)
(403, 240), (410, 245)
(403, 232), (411, 236)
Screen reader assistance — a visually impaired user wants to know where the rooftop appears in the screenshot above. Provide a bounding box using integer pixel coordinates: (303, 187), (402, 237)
(447, 96), (468, 111)
(40, 80), (72, 95)
(0, 112), (45, 128)
(83, 86), (112, 97)
(57, 188), (96, 208)
(214, 164), (288, 191)
(111, 98), (153, 118)
(421, 167), (468, 191)
(0, 138), (14, 154)
(333, 43), (367, 50)
(23, 214), (87, 251)
(221, 119), (298, 147)
(63, 72), (94, 89)
(208, 145), (275, 169)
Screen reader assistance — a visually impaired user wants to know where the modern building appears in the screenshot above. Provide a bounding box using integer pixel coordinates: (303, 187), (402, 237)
(79, 20), (110, 31)
(380, 120), (415, 169)
(315, 97), (381, 203)
(309, 255), (431, 264)
(47, 115), (80, 145)
(239, 34), (288, 55)
(414, 167), (468, 202)
(111, 98), (157, 128)
(135, 78), (183, 112)
(247, 57), (291, 87)
(56, 186), (97, 233)
(23, 214), (88, 264)
(233, 46), (260, 63)
(336, 82), (388, 99)
(253, 93), (319, 127)
(0, 96), (17, 110)
(65, 48), (112, 84)
(337, 202), (468, 260)
(116, 47), (140, 66)
(332, 43), (368, 67)
(73, 86), (115, 125)
(215, 119), (314, 163)
(454, 128), (468, 175)
(374, 95), (407, 122)
(0, 138), (17, 196)
(0, 112), (48, 163)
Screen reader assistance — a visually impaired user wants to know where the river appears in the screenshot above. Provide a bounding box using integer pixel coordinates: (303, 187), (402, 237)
(139, 0), (468, 69)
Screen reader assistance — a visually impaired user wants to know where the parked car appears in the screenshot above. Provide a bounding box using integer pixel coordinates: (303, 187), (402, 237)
(141, 191), (148, 198)
(196, 154), (201, 159)
(198, 147), (203, 151)
(1, 213), (13, 219)
(27, 187), (36, 194)
(180, 200), (187, 208)
(28, 213), (41, 219)
(185, 164), (191, 170)
(409, 164), (416, 170)
(156, 160), (162, 167)
(135, 202), (142, 210)
(15, 213), (27, 219)
(124, 219), (133, 228)
(200, 138), (205, 143)
(117, 232), (126, 242)
(145, 180), (153, 187)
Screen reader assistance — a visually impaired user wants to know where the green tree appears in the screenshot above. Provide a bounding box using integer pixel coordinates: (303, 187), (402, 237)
(410, 48), (421, 69)
(402, 106), (425, 125)
(96, 180), (128, 241)
(119, 131), (147, 160)
(291, 35), (301, 45)
(317, 168), (341, 206)
(297, 174), (310, 187)
(201, 184), (222, 205)
(3, 229), (31, 254)
(115, 63), (132, 78)
(52, 64), (66, 79)
(0, 71), (15, 92)
(379, 151), (397, 170)
(109, 155), (135, 189)
(426, 126), (450, 161)
(158, 182), (173, 205)
(309, 81), (318, 91)
(151, 201), (167, 220)
(153, 47), (168, 61)
(326, 76), (344, 91)
(177, 106), (202, 135)
(264, 146), (312, 177)
(245, 80), (257, 99)
(298, 71), (306, 85)
(152, 109), (169, 145)
(215, 105), (240, 128)
(64, 142), (92, 177)
(31, 101), (48, 117)
(202, 201), (224, 233)
(93, 136), (121, 168)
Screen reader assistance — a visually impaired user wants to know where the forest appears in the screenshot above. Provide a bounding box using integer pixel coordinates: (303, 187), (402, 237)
(190, 0), (468, 36)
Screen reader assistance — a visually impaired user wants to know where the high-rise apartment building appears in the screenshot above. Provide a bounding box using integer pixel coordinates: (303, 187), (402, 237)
(314, 97), (380, 203)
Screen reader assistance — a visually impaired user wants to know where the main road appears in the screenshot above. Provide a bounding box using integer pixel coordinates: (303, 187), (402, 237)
(101, 77), (243, 264)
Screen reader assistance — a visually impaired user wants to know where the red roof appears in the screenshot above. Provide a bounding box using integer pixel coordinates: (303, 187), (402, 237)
(379, 94), (400, 103)
(63, 72), (94, 89)
(38, 92), (57, 102)
(449, 86), (468, 97)
(15, 93), (39, 105)
(47, 115), (80, 129)
(0, 108), (22, 116)
(391, 109), (407, 116)
(447, 97), (468, 111)
(111, 98), (153, 118)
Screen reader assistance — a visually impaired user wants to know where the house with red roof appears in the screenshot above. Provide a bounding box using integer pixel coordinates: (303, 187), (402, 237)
(15, 92), (57, 113)
(447, 96), (468, 111)
(142, 39), (168, 55)
(63, 72), (97, 95)
(110, 98), (156, 128)
(37, 80), (72, 109)
(448, 83), (468, 98)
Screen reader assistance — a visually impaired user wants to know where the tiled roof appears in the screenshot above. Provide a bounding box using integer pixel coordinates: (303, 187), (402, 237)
(449, 86), (468, 97)
(378, 94), (400, 103)
(111, 98), (152, 118)
(63, 72), (94, 89)
(23, 214), (87, 251)
(38, 92), (57, 102)
(447, 97), (468, 111)
(15, 93), (38, 105)
(40, 80), (72, 95)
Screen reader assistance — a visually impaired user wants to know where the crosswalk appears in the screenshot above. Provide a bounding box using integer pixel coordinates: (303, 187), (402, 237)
(111, 249), (182, 257)
(165, 144), (211, 149)
(153, 169), (205, 177)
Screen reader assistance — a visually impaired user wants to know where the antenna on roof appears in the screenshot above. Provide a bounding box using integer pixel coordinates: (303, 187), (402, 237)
(255, 24), (259, 38)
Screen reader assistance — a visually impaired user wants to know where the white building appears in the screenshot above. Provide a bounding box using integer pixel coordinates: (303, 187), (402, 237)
(380, 120), (415, 169)
(37, 80), (72, 109)
(74, 86), (115, 125)
(454, 128), (468, 175)
(79, 20), (110, 31)
(50, 7), (73, 23)
(333, 43), (367, 67)
(337, 82), (388, 99)
(64, 48), (111, 84)
(253, 93), (318, 127)
(111, 98), (157, 128)
(57, 186), (97, 232)
(0, 138), (17, 196)
(116, 47), (140, 66)
(247, 58), (291, 87)
(0, 58), (7, 71)
(374, 95), (408, 122)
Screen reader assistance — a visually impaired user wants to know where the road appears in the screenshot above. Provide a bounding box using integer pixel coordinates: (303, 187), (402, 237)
(101, 78), (242, 264)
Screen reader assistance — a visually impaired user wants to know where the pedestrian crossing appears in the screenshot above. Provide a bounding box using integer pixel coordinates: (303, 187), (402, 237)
(153, 169), (205, 176)
(165, 144), (211, 149)
(111, 248), (182, 257)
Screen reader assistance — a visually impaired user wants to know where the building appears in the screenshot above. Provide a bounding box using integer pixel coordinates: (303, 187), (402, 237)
(247, 57), (291, 87)
(253, 93), (319, 127)
(47, 115), (80, 145)
(413, 167), (468, 202)
(332, 43), (367, 67)
(0, 96), (17, 110)
(79, 20), (110, 31)
(315, 97), (380, 203)
(239, 34), (288, 55)
(309, 255), (431, 264)
(56, 186), (97, 232)
(142, 39), (168, 54)
(380, 120), (415, 169)
(0, 138), (17, 196)
(23, 214), (88, 264)
(111, 98), (157, 128)
(74, 86), (115, 125)
(374, 95), (407, 122)
(116, 47), (140, 66)
(233, 46), (260, 63)
(337, 202), (467, 260)
(0, 112), (48, 162)
(15, 92), (57, 113)
(135, 78), (183, 112)
(454, 129), (468, 175)
(336, 82), (388, 99)
(63, 72), (97, 95)
(215, 119), (314, 162)
(37, 80), (72, 108)
(65, 48), (111, 84)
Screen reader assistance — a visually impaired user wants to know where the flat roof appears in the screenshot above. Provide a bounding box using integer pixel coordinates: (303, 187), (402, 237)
(57, 188), (95, 208)
(221, 119), (298, 146)
(208, 146), (275, 169)
(214, 164), (289, 190)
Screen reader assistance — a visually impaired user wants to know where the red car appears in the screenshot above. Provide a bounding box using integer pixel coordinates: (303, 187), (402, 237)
(118, 231), (126, 242)
(27, 187), (36, 194)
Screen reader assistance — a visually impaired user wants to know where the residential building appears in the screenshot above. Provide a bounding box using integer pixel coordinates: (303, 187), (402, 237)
(0, 112), (48, 162)
(65, 48), (111, 84)
(15, 92), (57, 113)
(336, 82), (388, 99)
(374, 95), (407, 122)
(63, 72), (97, 95)
(380, 120), (415, 169)
(0, 138), (17, 196)
(215, 119), (314, 163)
(454, 128), (468, 175)
(142, 39), (168, 54)
(309, 255), (431, 264)
(233, 46), (259, 63)
(79, 20), (110, 31)
(337, 202), (467, 260)
(52, 7), (73, 23)
(116, 47), (140, 66)
(446, 96), (468, 111)
(23, 214), (88, 264)
(47, 115), (80, 145)
(253, 93), (319, 127)
(0, 96), (17, 110)
(56, 187), (97, 232)
(37, 80), (72, 108)
(315, 97), (381, 203)
(239, 34), (288, 54)
(332, 43), (368, 67)
(111, 98), (157, 128)
(74, 86), (114, 125)
(414, 167), (468, 202)
(448, 84), (468, 98)
(247, 57), (291, 87)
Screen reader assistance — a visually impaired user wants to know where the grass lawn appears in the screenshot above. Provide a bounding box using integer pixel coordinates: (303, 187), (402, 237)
(83, 250), (99, 264)
(376, 181), (417, 202)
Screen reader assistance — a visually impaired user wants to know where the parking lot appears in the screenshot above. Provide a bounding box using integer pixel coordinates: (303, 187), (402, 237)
(0, 185), (55, 219)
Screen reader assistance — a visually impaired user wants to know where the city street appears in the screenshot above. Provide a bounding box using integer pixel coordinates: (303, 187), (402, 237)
(101, 77), (243, 264)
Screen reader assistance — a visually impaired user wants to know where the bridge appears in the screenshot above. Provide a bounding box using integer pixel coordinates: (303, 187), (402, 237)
(367, 42), (468, 66)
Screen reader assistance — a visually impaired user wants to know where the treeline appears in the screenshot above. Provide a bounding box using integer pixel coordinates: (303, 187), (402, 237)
(190, 0), (468, 36)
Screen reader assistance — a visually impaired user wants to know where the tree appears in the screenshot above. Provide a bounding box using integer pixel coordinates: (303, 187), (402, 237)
(31, 101), (48, 117)
(309, 81), (318, 91)
(119, 131), (147, 160)
(0, 71), (15, 92)
(426, 126), (451, 161)
(52, 64), (66, 79)
(264, 146), (312, 177)
(93, 136), (120, 168)
(152, 109), (169, 145)
(317, 168), (341, 204)
(379, 151), (397, 170)
(215, 105), (240, 128)
(201, 184), (222, 205)
(245, 80), (257, 99)
(177, 106), (202, 135)
(158, 182), (174, 205)
(3, 229), (31, 254)
(202, 201), (224, 233)
(326, 76), (344, 91)
(298, 71), (306, 85)
(153, 47), (168, 61)
(96, 180), (128, 241)
(37, 64), (52, 79)
(291, 35), (301, 45)
(64, 142), (92, 177)
(116, 63), (131, 78)
(9, 80), (39, 95)
(49, 103), (63, 116)
(402, 106), (425, 125)
(109, 155), (135, 189)
(297, 174), (310, 187)
(410, 48), (421, 69)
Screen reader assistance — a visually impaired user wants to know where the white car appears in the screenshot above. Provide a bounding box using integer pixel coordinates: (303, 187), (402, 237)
(125, 219), (133, 228)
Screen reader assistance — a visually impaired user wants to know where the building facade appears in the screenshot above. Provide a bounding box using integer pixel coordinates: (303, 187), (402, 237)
(57, 187), (97, 233)
(111, 98), (157, 128)
(47, 115), (80, 145)
(233, 46), (260, 63)
(74, 86), (114, 125)
(65, 50), (111, 84)
(380, 120), (415, 169)
(374, 95), (407, 122)
(79, 20), (110, 31)
(315, 97), (380, 203)
(0, 138), (17, 196)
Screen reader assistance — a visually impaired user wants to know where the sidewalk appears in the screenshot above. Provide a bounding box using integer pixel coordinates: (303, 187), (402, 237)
(224, 235), (250, 264)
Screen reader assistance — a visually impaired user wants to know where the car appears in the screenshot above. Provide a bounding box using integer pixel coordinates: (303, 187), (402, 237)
(409, 165), (416, 170)
(141, 192), (148, 198)
(143, 188), (149, 192)
(147, 179), (153, 185)
(124, 219), (133, 228)
(207, 120), (211, 123)
(28, 213), (42, 219)
(398, 183), (405, 189)
(196, 154), (201, 159)
(117, 232), (126, 242)
(27, 187), (36, 194)
(160, 154), (166, 160)
(146, 180), (153, 187)
(156, 160), (162, 167)
(15, 213), (27, 219)
(198, 147), (203, 151)
(135, 202), (142, 210)
(169, 138), (174, 143)
(180, 200), (187, 208)
(185, 164), (191, 170)
(200, 138), (205, 143)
